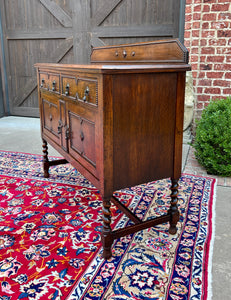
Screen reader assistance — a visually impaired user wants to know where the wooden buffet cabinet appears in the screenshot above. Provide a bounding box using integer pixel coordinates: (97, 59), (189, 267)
(35, 39), (190, 259)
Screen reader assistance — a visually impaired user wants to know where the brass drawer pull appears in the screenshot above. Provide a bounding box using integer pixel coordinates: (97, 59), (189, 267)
(41, 78), (45, 87)
(52, 80), (56, 91)
(80, 131), (84, 141)
(83, 86), (89, 102)
(65, 84), (70, 95)
(57, 120), (62, 134)
(65, 126), (69, 140)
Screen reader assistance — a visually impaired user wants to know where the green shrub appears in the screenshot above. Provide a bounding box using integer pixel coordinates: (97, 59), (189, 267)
(193, 97), (231, 176)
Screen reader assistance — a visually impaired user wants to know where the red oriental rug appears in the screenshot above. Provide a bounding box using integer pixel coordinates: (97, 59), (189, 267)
(0, 151), (216, 300)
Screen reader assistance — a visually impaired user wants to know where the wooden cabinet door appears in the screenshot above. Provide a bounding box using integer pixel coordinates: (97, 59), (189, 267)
(66, 101), (99, 179)
(0, 0), (74, 117)
(40, 92), (68, 151)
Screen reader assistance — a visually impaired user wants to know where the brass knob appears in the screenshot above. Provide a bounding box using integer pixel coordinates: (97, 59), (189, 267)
(123, 50), (127, 58)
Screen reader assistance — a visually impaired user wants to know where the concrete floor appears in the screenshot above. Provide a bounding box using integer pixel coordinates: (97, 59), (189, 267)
(0, 116), (230, 299)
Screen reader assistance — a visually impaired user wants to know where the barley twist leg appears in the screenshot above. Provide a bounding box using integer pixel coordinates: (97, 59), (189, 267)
(168, 178), (180, 234)
(101, 197), (113, 259)
(42, 139), (50, 178)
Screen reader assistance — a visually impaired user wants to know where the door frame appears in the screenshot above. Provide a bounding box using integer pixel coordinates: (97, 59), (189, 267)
(0, 11), (10, 116)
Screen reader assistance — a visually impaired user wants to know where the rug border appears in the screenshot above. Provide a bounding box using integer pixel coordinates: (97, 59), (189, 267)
(206, 177), (216, 300)
(183, 172), (217, 300)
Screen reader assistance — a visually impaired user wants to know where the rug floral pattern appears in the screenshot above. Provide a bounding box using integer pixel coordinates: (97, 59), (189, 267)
(0, 151), (216, 300)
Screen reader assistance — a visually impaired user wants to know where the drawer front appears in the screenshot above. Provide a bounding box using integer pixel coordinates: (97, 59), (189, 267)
(68, 110), (98, 178)
(61, 75), (98, 106)
(39, 72), (60, 93)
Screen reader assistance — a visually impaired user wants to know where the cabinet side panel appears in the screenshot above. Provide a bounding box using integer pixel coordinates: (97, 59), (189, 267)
(113, 72), (177, 190)
(173, 72), (186, 179)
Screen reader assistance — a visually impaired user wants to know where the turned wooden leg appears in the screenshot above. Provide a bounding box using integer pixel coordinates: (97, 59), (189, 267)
(101, 197), (113, 259)
(168, 178), (180, 235)
(42, 139), (50, 178)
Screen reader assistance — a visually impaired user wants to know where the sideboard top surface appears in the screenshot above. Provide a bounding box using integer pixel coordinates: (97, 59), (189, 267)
(34, 62), (191, 73)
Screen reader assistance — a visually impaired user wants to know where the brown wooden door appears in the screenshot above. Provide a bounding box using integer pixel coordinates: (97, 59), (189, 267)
(0, 0), (185, 117)
(0, 0), (74, 117)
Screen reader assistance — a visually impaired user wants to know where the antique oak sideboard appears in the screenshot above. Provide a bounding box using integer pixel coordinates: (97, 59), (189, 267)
(35, 39), (191, 259)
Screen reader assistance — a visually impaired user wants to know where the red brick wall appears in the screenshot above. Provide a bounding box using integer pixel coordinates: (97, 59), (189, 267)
(184, 0), (231, 120)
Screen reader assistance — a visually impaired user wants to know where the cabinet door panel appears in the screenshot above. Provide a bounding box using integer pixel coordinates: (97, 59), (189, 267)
(42, 98), (60, 145)
(68, 110), (98, 178)
(81, 118), (96, 165)
(68, 111), (84, 155)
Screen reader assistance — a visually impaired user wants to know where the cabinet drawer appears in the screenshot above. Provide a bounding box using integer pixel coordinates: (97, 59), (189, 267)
(61, 75), (98, 106)
(39, 72), (60, 93)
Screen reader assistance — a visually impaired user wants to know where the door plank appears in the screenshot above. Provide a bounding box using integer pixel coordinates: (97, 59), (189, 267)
(7, 29), (73, 40)
(13, 37), (73, 107)
(92, 25), (174, 38)
(13, 78), (38, 108)
(91, 37), (106, 48)
(91, 0), (123, 27)
(39, 0), (72, 28)
(72, 0), (91, 63)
